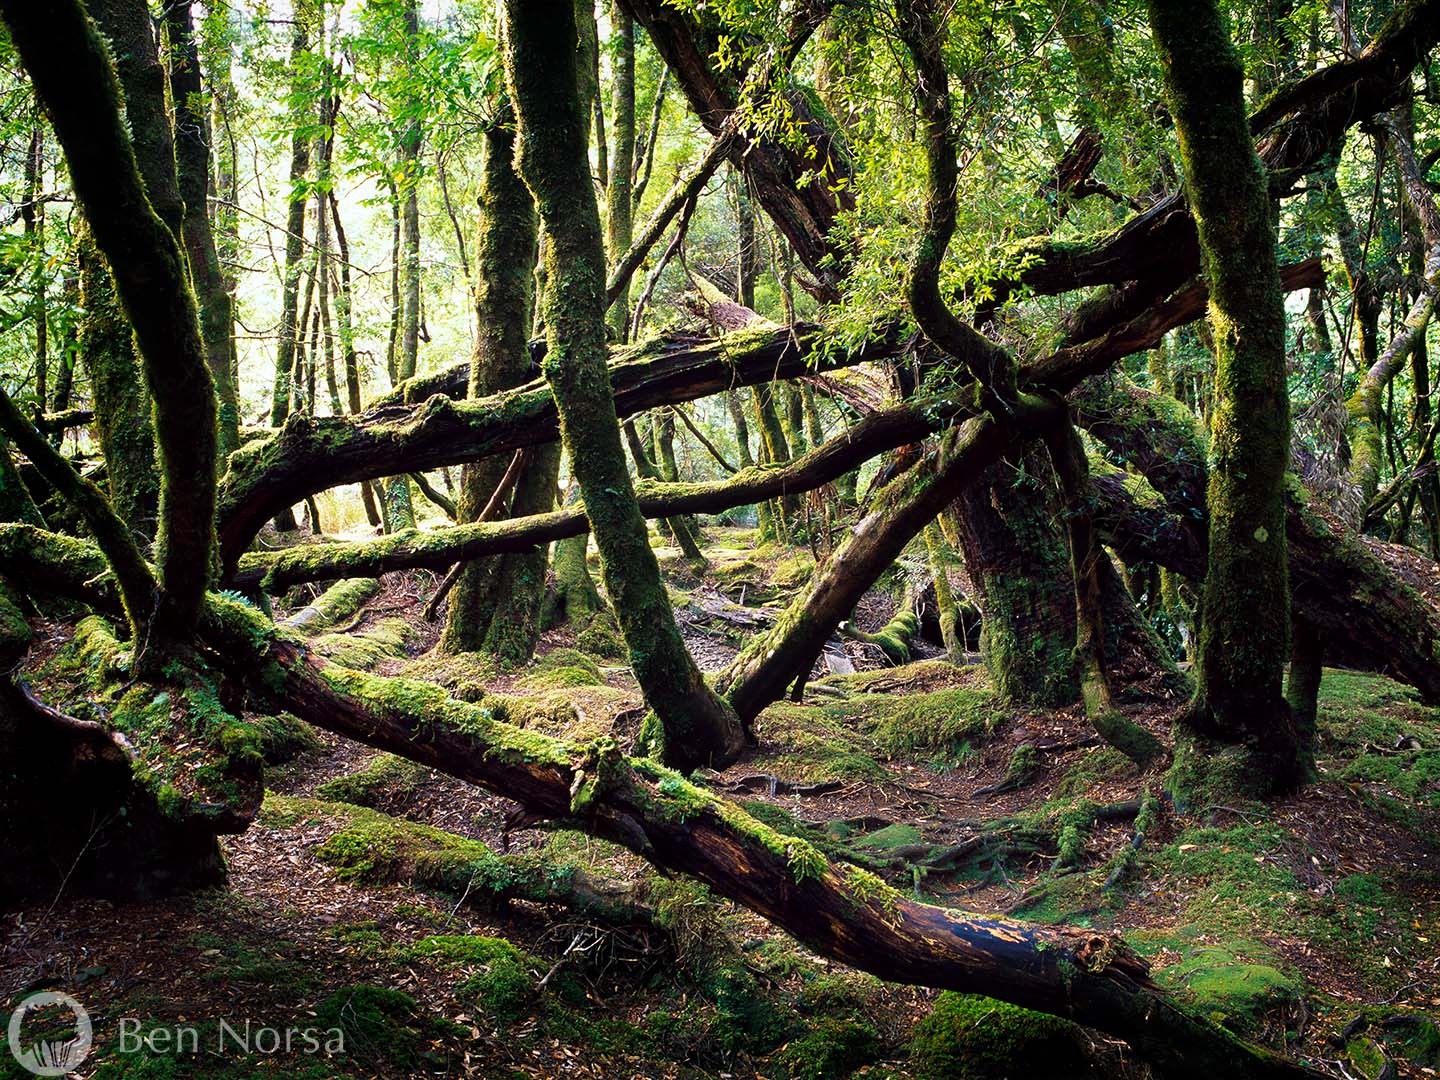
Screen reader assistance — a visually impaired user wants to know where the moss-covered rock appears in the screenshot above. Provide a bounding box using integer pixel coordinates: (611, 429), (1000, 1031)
(908, 992), (1093, 1080)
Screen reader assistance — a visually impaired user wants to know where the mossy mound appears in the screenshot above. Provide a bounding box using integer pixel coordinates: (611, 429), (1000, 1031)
(252, 712), (322, 764)
(575, 614), (625, 659)
(864, 686), (1000, 763)
(769, 1017), (882, 1079)
(1159, 945), (1300, 1034)
(270, 796), (646, 926)
(311, 618), (414, 671)
(399, 649), (500, 702)
(908, 992), (1094, 1080)
(315, 753), (425, 810)
(1316, 670), (1440, 807)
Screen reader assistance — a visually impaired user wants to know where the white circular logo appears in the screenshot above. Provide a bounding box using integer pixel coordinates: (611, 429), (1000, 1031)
(7, 992), (92, 1076)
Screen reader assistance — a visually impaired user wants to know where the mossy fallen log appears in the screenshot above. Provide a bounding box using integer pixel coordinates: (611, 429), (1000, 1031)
(0, 528), (1330, 1078)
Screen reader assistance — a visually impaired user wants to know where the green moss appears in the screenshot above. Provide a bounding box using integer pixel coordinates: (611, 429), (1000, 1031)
(1157, 945), (1299, 1034)
(517, 665), (604, 691)
(867, 687), (999, 761)
(1055, 746), (1135, 796)
(252, 712), (321, 764)
(574, 615), (625, 658)
(856, 823), (921, 850)
(284, 578), (379, 634)
(771, 1018), (881, 1080)
(908, 992), (1092, 1080)
(313, 985), (464, 1068)
(315, 753), (425, 808)
(401, 649), (499, 702)
(404, 936), (540, 1022)
(311, 617), (414, 671)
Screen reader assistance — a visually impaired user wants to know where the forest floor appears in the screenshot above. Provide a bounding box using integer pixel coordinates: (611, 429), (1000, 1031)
(4, 525), (1440, 1080)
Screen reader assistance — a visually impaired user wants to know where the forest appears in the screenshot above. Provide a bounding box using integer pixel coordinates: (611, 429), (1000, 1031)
(0, 0), (1439, 1076)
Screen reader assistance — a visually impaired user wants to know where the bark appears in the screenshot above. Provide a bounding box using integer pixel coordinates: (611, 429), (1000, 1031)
(951, 447), (1079, 709)
(1148, 0), (1299, 788)
(0, 387), (156, 643)
(77, 223), (159, 541)
(605, 3), (636, 338)
(503, 0), (746, 771)
(216, 323), (903, 568)
(717, 404), (1057, 721)
(267, 6), (313, 535)
(231, 399), (963, 591)
(1083, 380), (1440, 704)
(896, 0), (1017, 409)
(1286, 617), (1322, 777)
(620, 0), (852, 292)
(969, 0), (1440, 312)
(87, 0), (185, 241)
(166, 0), (241, 460)
(1044, 417), (1164, 767)
(441, 105), (552, 662)
(329, 195), (382, 528)
(1342, 117), (1440, 519)
(7, 0), (217, 658)
(726, 390), (755, 468)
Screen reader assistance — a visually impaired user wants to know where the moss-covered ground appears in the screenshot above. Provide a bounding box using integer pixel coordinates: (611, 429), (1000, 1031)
(7, 545), (1439, 1080)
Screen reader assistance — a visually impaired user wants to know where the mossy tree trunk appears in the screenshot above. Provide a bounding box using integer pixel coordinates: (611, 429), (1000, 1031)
(605, 2), (635, 340)
(951, 449), (1079, 708)
(77, 223), (159, 542)
(266, 6), (313, 532)
(1147, 0), (1300, 791)
(1044, 417), (1163, 767)
(384, 0), (424, 533)
(165, 0), (241, 463)
(503, 0), (745, 771)
(11, 0), (218, 661)
(441, 105), (558, 665)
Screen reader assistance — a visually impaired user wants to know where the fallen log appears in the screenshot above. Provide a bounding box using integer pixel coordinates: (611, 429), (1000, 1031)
(216, 323), (904, 567)
(0, 523), (1348, 1079)
(229, 399), (961, 590)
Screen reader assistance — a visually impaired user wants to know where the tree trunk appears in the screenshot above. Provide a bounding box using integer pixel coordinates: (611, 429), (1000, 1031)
(951, 447), (1079, 708)
(503, 0), (745, 772)
(1148, 0), (1300, 791)
(441, 105), (550, 660)
(77, 224), (159, 542)
(605, 2), (635, 339)
(166, 0), (241, 461)
(1044, 417), (1163, 767)
(11, 0), (217, 661)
